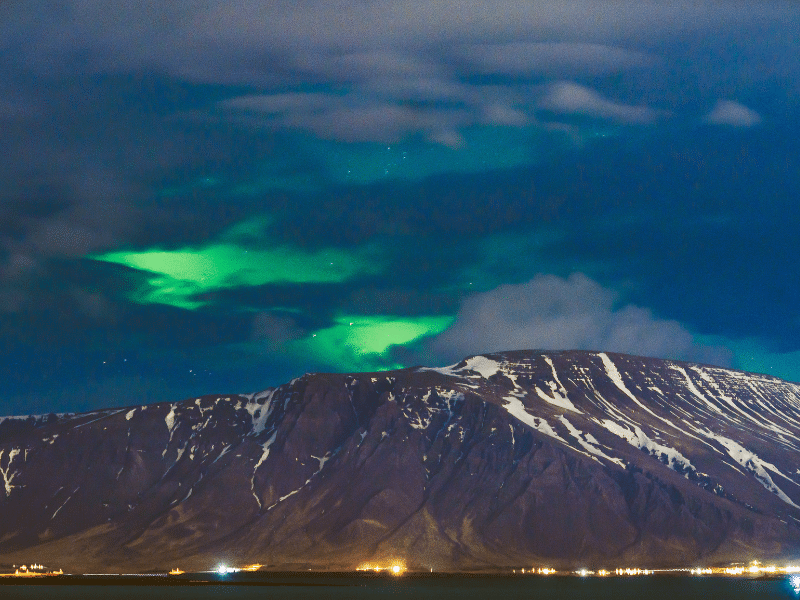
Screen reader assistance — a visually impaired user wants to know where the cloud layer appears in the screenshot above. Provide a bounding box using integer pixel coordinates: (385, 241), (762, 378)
(431, 274), (730, 365)
(6, 0), (795, 145)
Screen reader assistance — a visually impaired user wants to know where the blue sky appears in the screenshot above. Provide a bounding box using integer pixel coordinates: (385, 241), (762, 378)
(1, 1), (799, 414)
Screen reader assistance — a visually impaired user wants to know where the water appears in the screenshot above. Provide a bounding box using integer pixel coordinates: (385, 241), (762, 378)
(1, 574), (799, 600)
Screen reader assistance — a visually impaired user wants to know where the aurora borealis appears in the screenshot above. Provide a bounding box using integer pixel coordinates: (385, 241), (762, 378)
(89, 240), (383, 310)
(2, 1), (800, 414)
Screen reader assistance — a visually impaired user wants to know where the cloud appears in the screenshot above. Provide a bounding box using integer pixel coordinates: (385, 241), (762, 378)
(297, 51), (443, 82)
(430, 273), (731, 365)
(6, 0), (789, 142)
(251, 312), (303, 345)
(539, 82), (660, 123)
(463, 42), (654, 76)
(480, 103), (530, 126)
(219, 92), (334, 114)
(219, 90), (476, 143)
(705, 100), (762, 127)
(175, 0), (771, 63)
(427, 130), (466, 149)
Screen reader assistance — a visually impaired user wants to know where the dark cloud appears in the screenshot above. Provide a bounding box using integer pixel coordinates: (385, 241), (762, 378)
(250, 312), (303, 345)
(6, 1), (798, 127)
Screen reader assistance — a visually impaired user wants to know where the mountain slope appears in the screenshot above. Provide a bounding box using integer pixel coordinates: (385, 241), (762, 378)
(1, 350), (800, 572)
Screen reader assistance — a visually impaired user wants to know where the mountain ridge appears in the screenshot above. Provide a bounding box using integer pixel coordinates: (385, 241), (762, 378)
(1, 350), (799, 572)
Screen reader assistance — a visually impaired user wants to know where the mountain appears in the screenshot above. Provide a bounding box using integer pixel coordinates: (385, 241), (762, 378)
(1, 350), (800, 573)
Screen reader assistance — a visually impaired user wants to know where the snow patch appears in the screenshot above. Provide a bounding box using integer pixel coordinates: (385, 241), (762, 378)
(502, 396), (564, 443)
(246, 390), (276, 435)
(51, 486), (79, 519)
(598, 354), (696, 441)
(535, 356), (580, 413)
(125, 409), (136, 421)
(462, 356), (503, 378)
(265, 447), (340, 512)
(212, 445), (232, 464)
(403, 388), (463, 430)
(162, 404), (179, 457)
(165, 404), (177, 433)
(251, 430), (278, 508)
(311, 452), (331, 472)
(701, 430), (800, 509)
(599, 419), (695, 475)
(0, 448), (21, 496)
(599, 353), (640, 405)
(671, 365), (722, 414)
(419, 355), (502, 379)
(559, 416), (624, 467)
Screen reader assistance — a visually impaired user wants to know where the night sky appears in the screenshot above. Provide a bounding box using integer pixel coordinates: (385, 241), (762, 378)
(2, 1), (799, 415)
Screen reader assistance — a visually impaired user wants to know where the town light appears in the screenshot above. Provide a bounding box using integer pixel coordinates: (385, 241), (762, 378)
(216, 564), (238, 575)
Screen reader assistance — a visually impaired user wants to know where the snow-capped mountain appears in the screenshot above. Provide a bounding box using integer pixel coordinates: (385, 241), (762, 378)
(1, 350), (799, 572)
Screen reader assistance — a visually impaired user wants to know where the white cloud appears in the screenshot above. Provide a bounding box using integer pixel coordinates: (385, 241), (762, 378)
(705, 100), (762, 127)
(430, 273), (731, 365)
(539, 82), (660, 123)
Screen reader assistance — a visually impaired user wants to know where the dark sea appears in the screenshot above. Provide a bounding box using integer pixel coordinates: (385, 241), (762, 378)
(2, 574), (800, 600)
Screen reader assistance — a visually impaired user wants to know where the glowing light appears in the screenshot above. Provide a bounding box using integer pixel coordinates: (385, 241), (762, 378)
(0, 563), (62, 578)
(168, 568), (184, 575)
(579, 569), (588, 577)
(216, 564), (239, 574)
(88, 239), (383, 310)
(292, 315), (454, 372)
(355, 561), (405, 574)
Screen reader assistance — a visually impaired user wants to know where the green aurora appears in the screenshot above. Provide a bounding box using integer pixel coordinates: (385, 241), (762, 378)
(287, 315), (455, 372)
(89, 241), (384, 310)
(87, 232), (454, 372)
